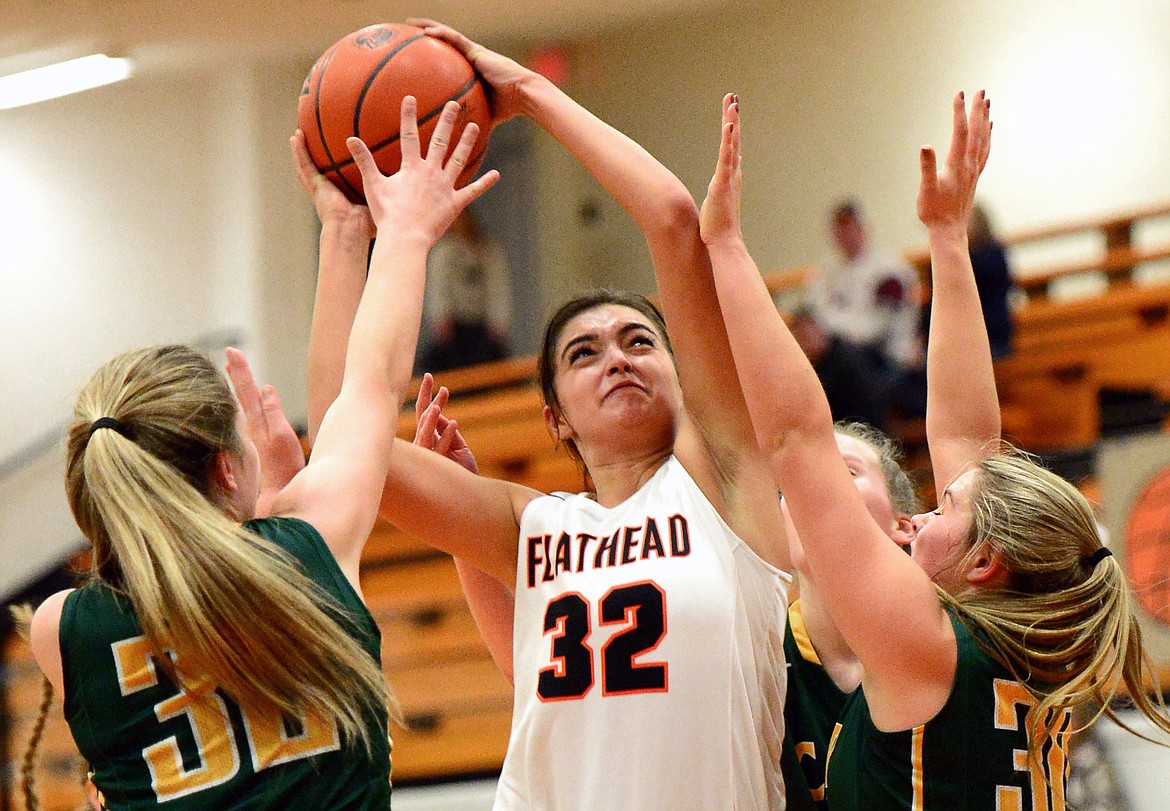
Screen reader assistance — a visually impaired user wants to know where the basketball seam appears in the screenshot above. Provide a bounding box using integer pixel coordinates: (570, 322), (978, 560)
(312, 42), (365, 202)
(319, 75), (482, 175)
(462, 137), (490, 181)
(352, 33), (429, 139)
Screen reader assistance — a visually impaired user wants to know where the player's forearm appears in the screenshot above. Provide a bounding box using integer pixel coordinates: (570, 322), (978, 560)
(307, 221), (370, 443)
(709, 237), (834, 456)
(924, 229), (1000, 459)
(342, 234), (429, 404)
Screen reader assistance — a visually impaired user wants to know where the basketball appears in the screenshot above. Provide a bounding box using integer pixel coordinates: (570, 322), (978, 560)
(298, 23), (492, 203)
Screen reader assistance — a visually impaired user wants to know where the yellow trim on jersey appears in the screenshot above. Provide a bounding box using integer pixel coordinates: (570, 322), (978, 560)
(788, 600), (823, 666)
(911, 724), (925, 811)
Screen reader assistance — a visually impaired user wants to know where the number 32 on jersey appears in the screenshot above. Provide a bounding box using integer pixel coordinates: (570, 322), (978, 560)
(537, 580), (669, 701)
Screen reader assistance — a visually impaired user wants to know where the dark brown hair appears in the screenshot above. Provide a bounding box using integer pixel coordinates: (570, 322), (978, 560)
(538, 289), (672, 469)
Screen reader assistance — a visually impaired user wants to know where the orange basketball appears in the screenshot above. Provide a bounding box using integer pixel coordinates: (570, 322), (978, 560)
(298, 23), (492, 203)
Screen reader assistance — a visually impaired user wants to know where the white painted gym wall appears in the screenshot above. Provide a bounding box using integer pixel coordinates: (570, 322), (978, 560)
(3, 0), (1169, 804)
(0, 61), (317, 592)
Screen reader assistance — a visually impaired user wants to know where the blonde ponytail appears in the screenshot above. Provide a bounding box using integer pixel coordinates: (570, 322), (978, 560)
(67, 346), (392, 753)
(943, 451), (1170, 758)
(20, 677), (53, 811)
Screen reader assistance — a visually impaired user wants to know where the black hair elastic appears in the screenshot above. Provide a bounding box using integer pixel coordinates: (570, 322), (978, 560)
(88, 416), (133, 440)
(1085, 546), (1113, 566)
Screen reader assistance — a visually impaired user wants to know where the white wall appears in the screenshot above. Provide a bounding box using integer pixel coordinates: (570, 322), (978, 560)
(2, 0), (1169, 589)
(544, 0), (1170, 292)
(0, 57), (315, 590)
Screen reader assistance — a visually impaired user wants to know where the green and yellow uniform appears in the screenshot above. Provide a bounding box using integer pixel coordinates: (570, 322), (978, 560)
(825, 607), (1071, 811)
(780, 600), (850, 811)
(60, 517), (391, 810)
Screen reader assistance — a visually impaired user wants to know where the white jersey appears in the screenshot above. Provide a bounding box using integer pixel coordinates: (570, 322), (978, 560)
(806, 248), (921, 367)
(495, 456), (792, 810)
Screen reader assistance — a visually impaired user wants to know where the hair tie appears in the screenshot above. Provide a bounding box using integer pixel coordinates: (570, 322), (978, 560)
(88, 416), (134, 440)
(1085, 546), (1113, 566)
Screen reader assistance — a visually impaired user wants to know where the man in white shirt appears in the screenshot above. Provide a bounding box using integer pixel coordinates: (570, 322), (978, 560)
(804, 200), (923, 422)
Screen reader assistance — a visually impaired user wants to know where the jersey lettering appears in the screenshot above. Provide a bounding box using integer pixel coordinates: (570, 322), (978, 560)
(574, 533), (597, 571)
(243, 705), (341, 771)
(794, 740), (826, 802)
(600, 581), (668, 695)
(594, 532), (619, 569)
(641, 518), (665, 558)
(823, 721), (843, 794)
(553, 532), (573, 576)
(112, 638), (240, 802)
(668, 514), (691, 555)
(537, 593), (594, 700)
(525, 516), (692, 589)
(619, 526), (641, 565)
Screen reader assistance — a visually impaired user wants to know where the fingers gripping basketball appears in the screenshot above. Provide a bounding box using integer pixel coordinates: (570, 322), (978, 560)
(297, 23), (492, 203)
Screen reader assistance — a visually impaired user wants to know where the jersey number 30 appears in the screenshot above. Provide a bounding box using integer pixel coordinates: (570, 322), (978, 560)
(537, 581), (668, 701)
(112, 636), (340, 803)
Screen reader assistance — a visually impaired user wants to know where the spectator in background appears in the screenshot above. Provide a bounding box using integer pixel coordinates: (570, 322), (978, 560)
(967, 202), (1014, 358)
(790, 308), (890, 430)
(805, 200), (923, 422)
(421, 208), (512, 372)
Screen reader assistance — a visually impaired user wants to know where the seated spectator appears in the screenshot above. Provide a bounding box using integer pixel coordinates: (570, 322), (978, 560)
(893, 203), (1015, 421)
(968, 202), (1014, 358)
(790, 308), (890, 430)
(805, 199), (923, 418)
(420, 208), (512, 372)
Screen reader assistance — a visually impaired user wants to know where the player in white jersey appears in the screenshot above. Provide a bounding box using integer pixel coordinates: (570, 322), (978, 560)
(502, 410), (788, 808)
(303, 22), (793, 811)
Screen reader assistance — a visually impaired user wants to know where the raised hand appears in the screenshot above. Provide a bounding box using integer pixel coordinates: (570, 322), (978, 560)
(290, 129), (374, 237)
(917, 90), (992, 234)
(406, 18), (533, 124)
(224, 348), (305, 517)
(347, 96), (499, 245)
(413, 373), (479, 474)
(700, 93), (744, 247)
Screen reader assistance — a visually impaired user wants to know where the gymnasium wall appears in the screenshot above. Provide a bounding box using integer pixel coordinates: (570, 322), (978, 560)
(0, 61), (316, 591)
(546, 0), (1170, 293)
(3, 1), (1170, 595)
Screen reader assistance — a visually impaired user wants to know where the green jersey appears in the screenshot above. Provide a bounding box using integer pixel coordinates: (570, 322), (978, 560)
(60, 517), (391, 810)
(825, 607), (1071, 811)
(780, 600), (850, 811)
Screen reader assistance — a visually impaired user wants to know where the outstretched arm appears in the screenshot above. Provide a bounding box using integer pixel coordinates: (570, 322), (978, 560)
(703, 96), (957, 729)
(224, 348), (305, 518)
(272, 98), (500, 585)
(291, 129), (375, 445)
(920, 91), (998, 494)
(411, 22), (787, 569)
(297, 102), (530, 586)
(413, 374), (515, 682)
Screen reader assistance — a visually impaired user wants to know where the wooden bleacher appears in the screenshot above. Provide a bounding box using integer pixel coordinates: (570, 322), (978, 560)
(359, 362), (589, 782)
(5, 201), (1170, 808)
(904, 200), (1170, 453)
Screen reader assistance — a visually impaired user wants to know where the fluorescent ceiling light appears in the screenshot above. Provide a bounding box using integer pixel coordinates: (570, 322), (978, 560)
(0, 54), (134, 111)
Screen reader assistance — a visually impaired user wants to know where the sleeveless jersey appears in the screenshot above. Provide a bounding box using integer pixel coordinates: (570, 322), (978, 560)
(495, 456), (793, 810)
(780, 600), (850, 811)
(59, 517), (392, 810)
(825, 607), (1072, 810)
